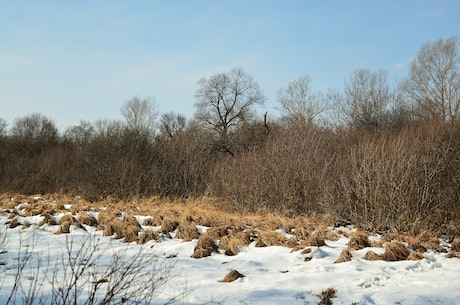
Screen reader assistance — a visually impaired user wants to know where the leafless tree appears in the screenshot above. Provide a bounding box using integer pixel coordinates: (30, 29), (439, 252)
(343, 69), (393, 130)
(0, 118), (7, 137)
(194, 67), (264, 155)
(10, 113), (58, 142)
(401, 36), (460, 123)
(277, 75), (327, 127)
(159, 112), (187, 138)
(64, 120), (95, 146)
(121, 97), (158, 135)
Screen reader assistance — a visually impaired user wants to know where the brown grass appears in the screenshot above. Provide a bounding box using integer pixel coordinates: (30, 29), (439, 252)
(192, 233), (218, 258)
(175, 223), (200, 241)
(347, 231), (370, 250)
(220, 270), (245, 283)
(451, 237), (460, 252)
(78, 213), (97, 226)
(256, 230), (286, 247)
(142, 217), (156, 226)
(161, 218), (179, 234)
(363, 251), (382, 261)
(206, 226), (229, 240)
(56, 221), (71, 234)
(138, 229), (160, 244)
(304, 231), (326, 247)
(317, 287), (336, 305)
(59, 214), (77, 225)
(382, 242), (409, 261)
(334, 248), (352, 263)
(408, 252), (425, 261)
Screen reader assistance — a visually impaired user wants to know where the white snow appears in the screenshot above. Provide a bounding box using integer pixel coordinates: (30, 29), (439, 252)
(1, 213), (460, 305)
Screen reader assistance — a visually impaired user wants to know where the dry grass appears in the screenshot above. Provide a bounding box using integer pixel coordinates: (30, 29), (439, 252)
(256, 230), (286, 247)
(138, 229), (160, 244)
(363, 251), (382, 261)
(334, 248), (352, 263)
(451, 237), (460, 252)
(192, 233), (218, 258)
(220, 270), (245, 283)
(161, 218), (179, 234)
(78, 213), (97, 226)
(408, 252), (425, 261)
(175, 222), (200, 241)
(382, 242), (409, 261)
(347, 231), (370, 250)
(317, 287), (336, 305)
(220, 236), (248, 256)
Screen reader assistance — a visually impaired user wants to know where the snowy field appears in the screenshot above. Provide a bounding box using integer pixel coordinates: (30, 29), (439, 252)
(1, 209), (460, 304)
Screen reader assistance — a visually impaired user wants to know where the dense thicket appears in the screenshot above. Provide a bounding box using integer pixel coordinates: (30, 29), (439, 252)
(1, 37), (459, 234)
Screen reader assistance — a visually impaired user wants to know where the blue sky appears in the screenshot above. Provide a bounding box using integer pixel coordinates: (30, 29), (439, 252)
(1, 1), (459, 129)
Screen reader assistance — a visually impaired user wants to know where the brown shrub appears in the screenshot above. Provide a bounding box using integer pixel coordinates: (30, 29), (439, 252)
(220, 270), (245, 283)
(176, 223), (200, 241)
(363, 251), (382, 261)
(382, 242), (409, 261)
(138, 229), (160, 244)
(334, 248), (352, 263)
(347, 231), (370, 250)
(256, 231), (286, 247)
(451, 237), (460, 251)
(192, 234), (218, 258)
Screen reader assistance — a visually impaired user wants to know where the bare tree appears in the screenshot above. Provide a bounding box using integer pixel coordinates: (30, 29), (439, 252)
(194, 67), (264, 155)
(121, 97), (158, 135)
(401, 36), (460, 123)
(277, 75), (326, 127)
(64, 120), (95, 146)
(0, 118), (7, 137)
(10, 113), (58, 142)
(343, 69), (393, 130)
(159, 112), (187, 138)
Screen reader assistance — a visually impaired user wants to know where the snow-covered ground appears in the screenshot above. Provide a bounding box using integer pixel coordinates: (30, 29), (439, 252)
(1, 212), (460, 305)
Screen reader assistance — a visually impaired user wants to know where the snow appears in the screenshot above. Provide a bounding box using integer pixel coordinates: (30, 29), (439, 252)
(1, 213), (460, 305)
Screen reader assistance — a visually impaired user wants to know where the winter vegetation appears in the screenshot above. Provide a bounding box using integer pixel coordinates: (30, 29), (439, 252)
(1, 37), (460, 304)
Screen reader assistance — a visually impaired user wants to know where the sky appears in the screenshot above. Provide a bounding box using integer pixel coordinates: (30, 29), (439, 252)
(1, 1), (459, 130)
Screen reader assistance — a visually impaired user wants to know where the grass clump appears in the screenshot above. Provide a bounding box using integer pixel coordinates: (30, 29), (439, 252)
(382, 242), (409, 261)
(334, 248), (352, 264)
(220, 270), (245, 283)
(317, 287), (336, 305)
(192, 233), (218, 258)
(347, 231), (370, 250)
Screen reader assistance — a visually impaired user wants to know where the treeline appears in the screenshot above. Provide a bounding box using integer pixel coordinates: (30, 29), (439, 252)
(1, 37), (459, 234)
